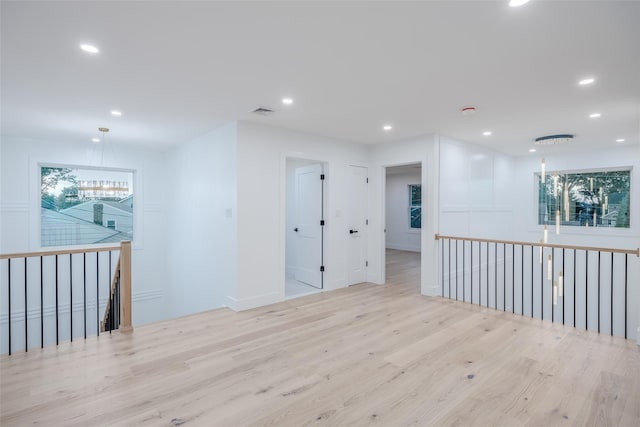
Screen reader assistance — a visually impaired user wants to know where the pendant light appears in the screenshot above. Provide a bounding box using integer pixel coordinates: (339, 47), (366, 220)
(558, 272), (564, 297)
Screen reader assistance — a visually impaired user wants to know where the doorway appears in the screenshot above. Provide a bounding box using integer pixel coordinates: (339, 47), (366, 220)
(285, 158), (325, 299)
(384, 163), (422, 289)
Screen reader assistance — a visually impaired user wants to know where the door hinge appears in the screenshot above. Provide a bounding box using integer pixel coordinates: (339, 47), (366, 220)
(320, 220), (325, 226)
(365, 219), (368, 225)
(366, 177), (369, 183)
(320, 265), (325, 272)
(320, 174), (325, 180)
(366, 261), (369, 267)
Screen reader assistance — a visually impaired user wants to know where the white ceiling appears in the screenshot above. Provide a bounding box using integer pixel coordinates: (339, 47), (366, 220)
(2, 1), (639, 155)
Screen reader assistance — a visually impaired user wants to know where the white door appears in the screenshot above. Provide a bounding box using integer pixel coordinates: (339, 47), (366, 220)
(294, 163), (323, 288)
(347, 165), (367, 285)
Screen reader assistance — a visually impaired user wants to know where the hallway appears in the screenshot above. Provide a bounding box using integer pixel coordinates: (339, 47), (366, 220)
(386, 248), (420, 290)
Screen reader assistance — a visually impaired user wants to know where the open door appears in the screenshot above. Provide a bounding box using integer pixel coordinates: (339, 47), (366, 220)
(347, 165), (368, 285)
(293, 163), (324, 289)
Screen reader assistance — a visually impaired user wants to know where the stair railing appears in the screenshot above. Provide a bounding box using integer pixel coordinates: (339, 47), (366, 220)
(435, 234), (639, 340)
(0, 240), (132, 355)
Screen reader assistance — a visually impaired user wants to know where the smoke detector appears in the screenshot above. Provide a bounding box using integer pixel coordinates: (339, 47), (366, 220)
(461, 106), (477, 116)
(534, 134), (574, 145)
(251, 107), (275, 116)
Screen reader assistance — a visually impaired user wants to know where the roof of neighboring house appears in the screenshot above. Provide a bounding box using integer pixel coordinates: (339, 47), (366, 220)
(41, 208), (128, 246)
(61, 200), (133, 215)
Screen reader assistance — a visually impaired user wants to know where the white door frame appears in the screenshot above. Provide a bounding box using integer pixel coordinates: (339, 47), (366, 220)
(380, 161), (424, 285)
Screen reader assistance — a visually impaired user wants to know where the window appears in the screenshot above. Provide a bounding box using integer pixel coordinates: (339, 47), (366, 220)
(537, 168), (630, 228)
(409, 184), (422, 229)
(41, 166), (134, 247)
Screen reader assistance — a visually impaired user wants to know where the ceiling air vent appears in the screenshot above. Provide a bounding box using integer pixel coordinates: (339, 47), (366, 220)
(251, 107), (275, 116)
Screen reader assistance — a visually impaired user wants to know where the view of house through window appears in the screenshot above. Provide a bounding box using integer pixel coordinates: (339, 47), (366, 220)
(41, 166), (134, 247)
(409, 184), (422, 229)
(538, 168), (630, 228)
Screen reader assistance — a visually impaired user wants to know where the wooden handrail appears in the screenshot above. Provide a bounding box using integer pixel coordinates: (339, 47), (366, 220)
(119, 240), (133, 332)
(435, 234), (640, 257)
(0, 245), (121, 260)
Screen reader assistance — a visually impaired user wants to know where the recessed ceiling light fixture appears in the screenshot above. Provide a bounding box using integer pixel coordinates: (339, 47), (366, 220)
(91, 138), (100, 143)
(589, 113), (601, 118)
(534, 134), (574, 145)
(529, 148), (537, 153)
(483, 131), (492, 136)
(111, 110), (122, 116)
(282, 98), (293, 105)
(579, 78), (595, 85)
(509, 0), (531, 7)
(80, 44), (99, 53)
(383, 125), (393, 131)
(616, 138), (625, 143)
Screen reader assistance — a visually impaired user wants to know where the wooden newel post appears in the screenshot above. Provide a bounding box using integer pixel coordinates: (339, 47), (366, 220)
(120, 240), (133, 332)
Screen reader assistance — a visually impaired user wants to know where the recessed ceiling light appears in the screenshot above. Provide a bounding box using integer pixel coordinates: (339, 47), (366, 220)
(111, 110), (122, 116)
(383, 125), (393, 131)
(483, 131), (492, 136)
(529, 148), (537, 153)
(80, 44), (99, 54)
(616, 138), (625, 143)
(91, 138), (100, 143)
(282, 98), (293, 105)
(589, 113), (601, 118)
(579, 78), (595, 85)
(509, 0), (530, 7)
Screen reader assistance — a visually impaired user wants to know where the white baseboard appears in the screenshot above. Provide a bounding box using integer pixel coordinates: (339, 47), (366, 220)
(224, 291), (282, 312)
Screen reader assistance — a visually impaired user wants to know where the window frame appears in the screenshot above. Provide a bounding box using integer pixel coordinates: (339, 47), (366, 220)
(535, 166), (632, 231)
(408, 183), (422, 230)
(39, 163), (136, 249)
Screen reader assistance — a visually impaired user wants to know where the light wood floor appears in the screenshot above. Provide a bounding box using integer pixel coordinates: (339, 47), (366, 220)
(1, 251), (639, 426)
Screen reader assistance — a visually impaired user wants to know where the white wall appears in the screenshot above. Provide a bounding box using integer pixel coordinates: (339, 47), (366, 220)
(164, 123), (238, 318)
(368, 135), (439, 295)
(0, 136), (168, 352)
(385, 171), (422, 252)
(439, 136), (515, 239)
(369, 134), (517, 297)
(233, 121), (369, 310)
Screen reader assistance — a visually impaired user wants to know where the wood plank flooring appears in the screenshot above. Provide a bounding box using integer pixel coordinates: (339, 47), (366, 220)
(1, 250), (639, 426)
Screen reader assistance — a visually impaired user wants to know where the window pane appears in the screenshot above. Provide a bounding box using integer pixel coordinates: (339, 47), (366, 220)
(410, 207), (422, 229)
(41, 166), (134, 246)
(410, 184), (422, 206)
(537, 169), (630, 228)
(408, 184), (422, 229)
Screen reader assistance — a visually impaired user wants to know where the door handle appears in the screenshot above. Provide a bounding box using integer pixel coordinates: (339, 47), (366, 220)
(349, 229), (358, 234)
(294, 228), (299, 232)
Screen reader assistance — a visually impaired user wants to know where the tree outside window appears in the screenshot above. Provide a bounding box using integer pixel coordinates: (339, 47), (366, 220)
(40, 166), (134, 247)
(538, 169), (630, 228)
(409, 184), (422, 229)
